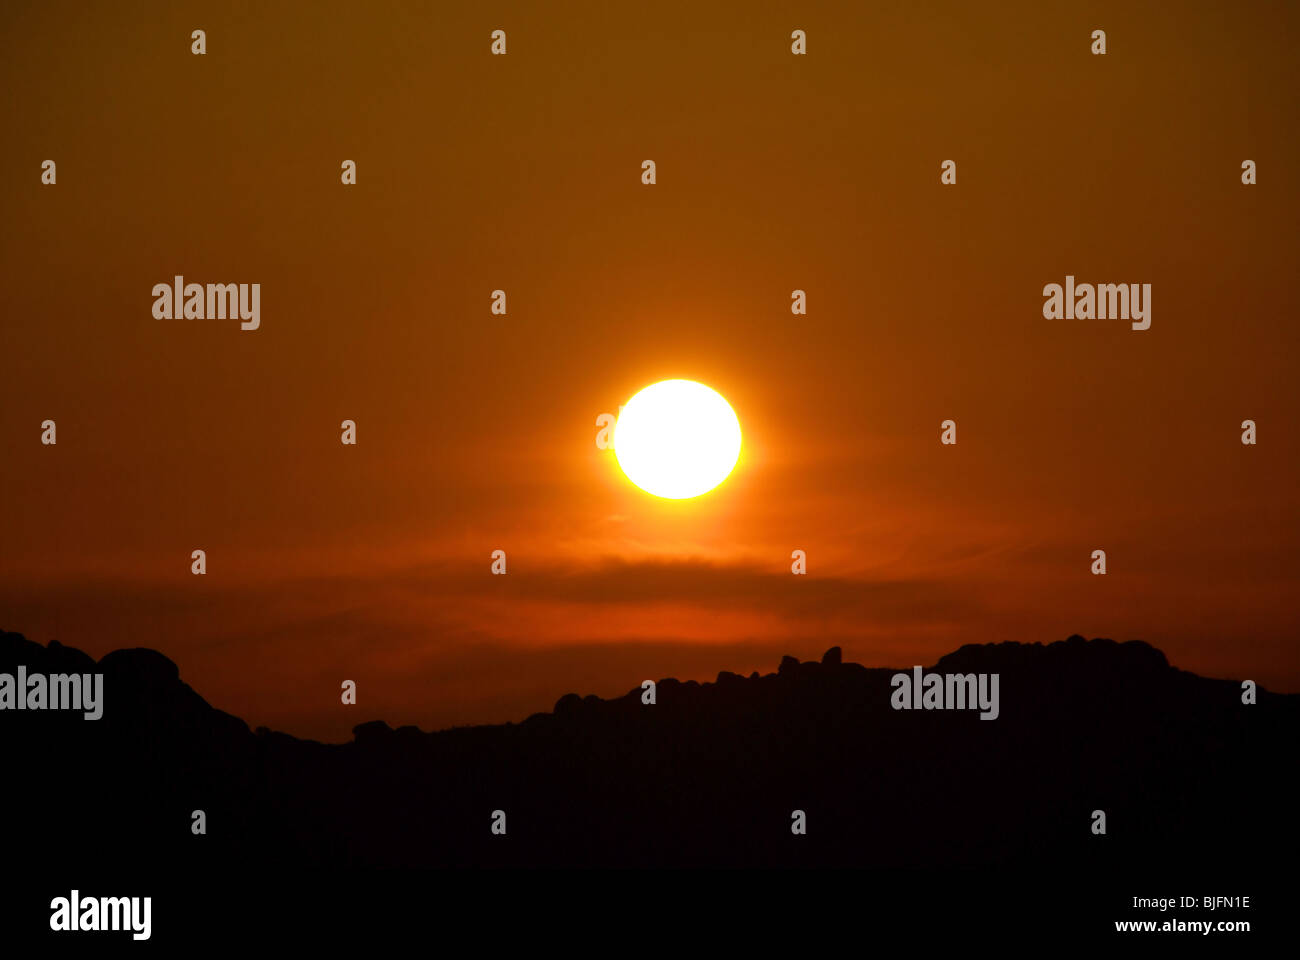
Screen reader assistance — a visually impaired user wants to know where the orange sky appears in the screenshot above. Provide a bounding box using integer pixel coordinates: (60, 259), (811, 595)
(2, 0), (1297, 741)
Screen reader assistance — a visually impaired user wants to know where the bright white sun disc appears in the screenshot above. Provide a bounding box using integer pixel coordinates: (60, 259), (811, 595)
(614, 379), (742, 499)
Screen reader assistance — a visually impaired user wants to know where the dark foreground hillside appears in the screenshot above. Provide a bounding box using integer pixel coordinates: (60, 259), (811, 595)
(1, 630), (1293, 870)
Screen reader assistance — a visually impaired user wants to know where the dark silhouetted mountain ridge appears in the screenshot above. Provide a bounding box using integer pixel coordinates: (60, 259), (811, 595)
(1, 629), (1294, 869)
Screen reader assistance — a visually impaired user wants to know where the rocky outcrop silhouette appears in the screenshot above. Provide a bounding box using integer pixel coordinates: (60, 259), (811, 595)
(0, 629), (1294, 869)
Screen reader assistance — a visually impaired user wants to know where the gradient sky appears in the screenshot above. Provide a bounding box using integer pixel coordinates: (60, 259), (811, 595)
(2, 0), (1297, 741)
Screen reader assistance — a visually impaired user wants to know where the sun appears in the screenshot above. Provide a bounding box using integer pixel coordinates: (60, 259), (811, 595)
(614, 379), (742, 499)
